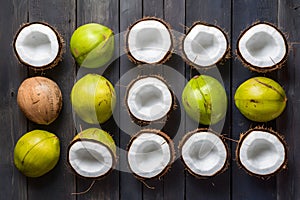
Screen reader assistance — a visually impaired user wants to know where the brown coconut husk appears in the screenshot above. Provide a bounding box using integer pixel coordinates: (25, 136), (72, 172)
(125, 17), (174, 65)
(236, 21), (289, 73)
(17, 76), (63, 125)
(13, 21), (65, 71)
(181, 21), (230, 70)
(179, 128), (230, 179)
(124, 74), (176, 126)
(127, 129), (175, 180)
(235, 126), (288, 179)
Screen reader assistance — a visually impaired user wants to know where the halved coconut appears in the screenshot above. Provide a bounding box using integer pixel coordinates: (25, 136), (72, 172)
(127, 129), (175, 179)
(126, 17), (173, 64)
(125, 75), (174, 125)
(179, 129), (229, 178)
(182, 22), (229, 68)
(68, 128), (117, 179)
(237, 22), (288, 72)
(13, 22), (64, 70)
(236, 127), (287, 177)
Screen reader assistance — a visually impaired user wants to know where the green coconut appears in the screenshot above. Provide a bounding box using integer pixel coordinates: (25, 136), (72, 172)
(68, 128), (117, 179)
(70, 23), (114, 68)
(234, 77), (287, 122)
(71, 74), (116, 124)
(14, 130), (60, 178)
(182, 75), (227, 125)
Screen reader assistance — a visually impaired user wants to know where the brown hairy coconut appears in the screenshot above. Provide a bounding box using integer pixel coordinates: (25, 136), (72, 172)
(13, 22), (64, 70)
(127, 129), (175, 180)
(179, 128), (229, 178)
(236, 127), (287, 178)
(236, 22), (288, 73)
(182, 22), (230, 69)
(17, 76), (62, 125)
(126, 17), (173, 64)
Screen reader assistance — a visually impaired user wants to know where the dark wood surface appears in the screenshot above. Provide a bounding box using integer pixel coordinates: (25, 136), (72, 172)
(1, 0), (299, 199)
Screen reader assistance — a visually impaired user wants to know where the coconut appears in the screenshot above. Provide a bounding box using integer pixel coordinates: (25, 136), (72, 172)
(14, 130), (60, 177)
(70, 23), (114, 68)
(13, 22), (64, 70)
(127, 129), (175, 180)
(236, 127), (287, 177)
(237, 22), (288, 73)
(71, 74), (116, 124)
(182, 22), (229, 68)
(125, 75), (174, 125)
(68, 128), (116, 179)
(179, 129), (229, 178)
(126, 17), (173, 64)
(17, 76), (63, 125)
(234, 77), (287, 122)
(182, 75), (227, 125)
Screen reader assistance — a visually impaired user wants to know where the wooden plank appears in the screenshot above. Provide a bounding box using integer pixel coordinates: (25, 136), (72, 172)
(277, 1), (300, 199)
(163, 0), (186, 200)
(26, 0), (76, 199)
(184, 1), (231, 200)
(76, 0), (120, 199)
(119, 0), (143, 199)
(0, 1), (28, 200)
(232, 0), (278, 199)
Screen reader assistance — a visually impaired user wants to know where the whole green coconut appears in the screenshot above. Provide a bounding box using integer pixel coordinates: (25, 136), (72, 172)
(14, 130), (60, 178)
(182, 75), (227, 125)
(234, 77), (287, 122)
(70, 23), (114, 68)
(71, 74), (116, 124)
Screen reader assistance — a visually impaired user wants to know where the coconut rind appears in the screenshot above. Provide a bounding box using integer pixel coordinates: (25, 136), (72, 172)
(127, 129), (175, 180)
(13, 21), (65, 71)
(125, 17), (174, 65)
(235, 127), (288, 179)
(236, 21), (288, 73)
(179, 128), (230, 179)
(67, 138), (117, 180)
(181, 21), (230, 70)
(125, 74), (176, 126)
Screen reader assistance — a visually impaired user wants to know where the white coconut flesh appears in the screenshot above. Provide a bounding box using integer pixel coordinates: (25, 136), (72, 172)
(127, 77), (172, 122)
(68, 140), (114, 178)
(239, 130), (286, 176)
(127, 19), (172, 63)
(15, 23), (60, 67)
(183, 24), (228, 67)
(238, 24), (287, 68)
(128, 133), (172, 178)
(181, 131), (227, 176)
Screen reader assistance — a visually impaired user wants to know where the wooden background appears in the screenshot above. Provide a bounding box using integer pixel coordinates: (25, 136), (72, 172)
(1, 0), (300, 199)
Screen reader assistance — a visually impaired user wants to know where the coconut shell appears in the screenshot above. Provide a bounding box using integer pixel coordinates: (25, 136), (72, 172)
(125, 17), (174, 65)
(127, 129), (175, 180)
(125, 74), (176, 126)
(179, 128), (230, 179)
(17, 76), (62, 125)
(236, 21), (288, 73)
(181, 21), (230, 69)
(235, 127), (288, 179)
(13, 21), (64, 70)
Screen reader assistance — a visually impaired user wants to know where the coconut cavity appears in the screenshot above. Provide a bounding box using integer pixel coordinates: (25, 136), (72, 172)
(183, 22), (229, 68)
(126, 17), (173, 64)
(68, 128), (116, 179)
(237, 22), (288, 72)
(126, 76), (173, 125)
(236, 128), (287, 177)
(179, 129), (229, 178)
(14, 22), (64, 70)
(127, 129), (175, 179)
